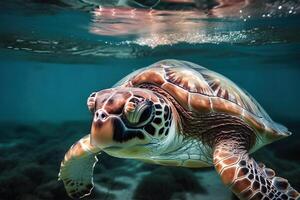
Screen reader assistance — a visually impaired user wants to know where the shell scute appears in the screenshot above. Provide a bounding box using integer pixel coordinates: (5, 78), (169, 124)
(161, 82), (189, 110)
(189, 93), (211, 113)
(131, 68), (165, 86)
(164, 66), (213, 95)
(210, 96), (242, 117)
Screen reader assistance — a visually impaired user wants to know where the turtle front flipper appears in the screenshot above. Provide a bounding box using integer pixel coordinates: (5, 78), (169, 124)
(213, 140), (300, 200)
(59, 134), (101, 199)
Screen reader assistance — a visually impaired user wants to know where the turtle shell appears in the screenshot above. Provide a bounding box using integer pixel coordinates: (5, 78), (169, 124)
(116, 59), (290, 142)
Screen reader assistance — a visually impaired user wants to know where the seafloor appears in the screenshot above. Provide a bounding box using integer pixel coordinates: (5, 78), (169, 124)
(0, 120), (299, 200)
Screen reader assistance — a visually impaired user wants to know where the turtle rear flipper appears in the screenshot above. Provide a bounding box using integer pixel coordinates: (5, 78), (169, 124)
(213, 140), (300, 200)
(59, 134), (101, 199)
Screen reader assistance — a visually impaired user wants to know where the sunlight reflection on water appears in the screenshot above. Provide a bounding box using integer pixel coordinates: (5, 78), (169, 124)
(1, 0), (300, 56)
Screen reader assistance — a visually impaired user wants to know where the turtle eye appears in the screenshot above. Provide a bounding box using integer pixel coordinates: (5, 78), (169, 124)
(124, 98), (153, 127)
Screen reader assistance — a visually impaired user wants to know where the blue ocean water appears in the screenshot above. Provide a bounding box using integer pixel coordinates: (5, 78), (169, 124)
(0, 0), (300, 200)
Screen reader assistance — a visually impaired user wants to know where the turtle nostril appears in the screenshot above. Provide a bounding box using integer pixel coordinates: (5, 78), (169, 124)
(95, 110), (108, 121)
(101, 113), (106, 119)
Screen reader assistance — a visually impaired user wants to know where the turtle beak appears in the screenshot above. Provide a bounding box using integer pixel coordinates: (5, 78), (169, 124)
(91, 109), (114, 148)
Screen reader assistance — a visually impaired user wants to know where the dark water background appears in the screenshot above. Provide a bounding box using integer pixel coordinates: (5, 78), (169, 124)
(0, 0), (300, 200)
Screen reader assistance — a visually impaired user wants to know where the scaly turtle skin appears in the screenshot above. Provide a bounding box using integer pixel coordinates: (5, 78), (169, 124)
(59, 59), (299, 200)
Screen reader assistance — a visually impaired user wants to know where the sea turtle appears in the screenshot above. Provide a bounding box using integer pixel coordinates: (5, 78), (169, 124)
(59, 59), (299, 200)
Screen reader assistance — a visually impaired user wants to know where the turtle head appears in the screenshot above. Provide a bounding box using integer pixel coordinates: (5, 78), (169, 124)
(87, 87), (174, 158)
